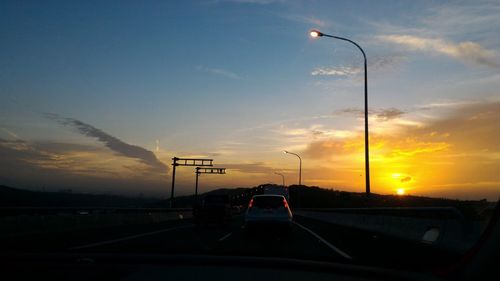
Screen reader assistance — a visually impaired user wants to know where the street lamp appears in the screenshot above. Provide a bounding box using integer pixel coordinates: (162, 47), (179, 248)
(274, 172), (285, 187)
(309, 29), (371, 195)
(310, 30), (321, 38)
(283, 150), (302, 186)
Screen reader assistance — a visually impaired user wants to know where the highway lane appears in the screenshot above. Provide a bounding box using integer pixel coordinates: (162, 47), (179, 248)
(1, 214), (460, 271)
(69, 216), (352, 262)
(0, 219), (191, 252)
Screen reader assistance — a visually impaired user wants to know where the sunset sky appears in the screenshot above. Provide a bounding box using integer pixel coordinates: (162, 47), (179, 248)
(1, 0), (499, 200)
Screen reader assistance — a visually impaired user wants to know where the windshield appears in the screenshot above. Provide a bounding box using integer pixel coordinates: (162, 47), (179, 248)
(251, 196), (285, 209)
(1, 0), (499, 275)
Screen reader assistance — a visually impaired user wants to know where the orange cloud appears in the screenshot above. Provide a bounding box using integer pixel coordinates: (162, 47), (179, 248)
(302, 100), (500, 200)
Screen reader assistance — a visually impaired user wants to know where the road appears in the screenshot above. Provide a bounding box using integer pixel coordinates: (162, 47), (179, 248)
(1, 214), (459, 271)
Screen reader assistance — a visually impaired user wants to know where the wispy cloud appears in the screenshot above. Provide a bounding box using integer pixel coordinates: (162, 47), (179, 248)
(276, 124), (356, 141)
(195, 65), (243, 79)
(311, 66), (361, 77)
(1, 128), (19, 139)
(417, 100), (482, 111)
(400, 176), (412, 183)
(378, 35), (498, 67)
(277, 13), (331, 27)
(211, 0), (286, 4)
(376, 108), (407, 121)
(221, 162), (271, 174)
(368, 1), (500, 40)
(45, 113), (168, 174)
(0, 138), (169, 196)
(311, 55), (405, 77)
(335, 107), (407, 121)
(366, 1), (500, 71)
(420, 1), (500, 38)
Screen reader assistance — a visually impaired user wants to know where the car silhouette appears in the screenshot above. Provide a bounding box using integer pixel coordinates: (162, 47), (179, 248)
(244, 194), (293, 232)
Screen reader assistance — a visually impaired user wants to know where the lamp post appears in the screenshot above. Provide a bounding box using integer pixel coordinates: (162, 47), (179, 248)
(274, 172), (285, 187)
(283, 150), (302, 186)
(310, 29), (371, 195)
(274, 171), (291, 205)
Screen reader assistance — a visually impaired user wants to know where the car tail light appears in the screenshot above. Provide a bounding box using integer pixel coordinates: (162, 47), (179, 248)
(283, 199), (289, 209)
(248, 199), (254, 209)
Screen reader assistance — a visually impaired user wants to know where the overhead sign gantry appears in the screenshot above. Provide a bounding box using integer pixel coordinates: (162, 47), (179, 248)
(194, 167), (226, 201)
(170, 157), (213, 207)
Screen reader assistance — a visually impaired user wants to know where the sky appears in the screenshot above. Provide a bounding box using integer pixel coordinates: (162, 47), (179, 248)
(1, 0), (500, 200)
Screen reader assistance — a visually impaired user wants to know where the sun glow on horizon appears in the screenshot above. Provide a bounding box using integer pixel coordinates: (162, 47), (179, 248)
(392, 173), (402, 179)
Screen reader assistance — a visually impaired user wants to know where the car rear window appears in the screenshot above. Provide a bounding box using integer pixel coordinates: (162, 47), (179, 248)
(252, 196), (284, 208)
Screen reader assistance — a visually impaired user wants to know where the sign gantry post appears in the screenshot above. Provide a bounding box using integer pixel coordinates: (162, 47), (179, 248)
(170, 157), (213, 208)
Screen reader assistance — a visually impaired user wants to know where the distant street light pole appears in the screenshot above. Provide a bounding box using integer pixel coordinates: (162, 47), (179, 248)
(274, 172), (285, 187)
(310, 29), (371, 195)
(274, 171), (291, 205)
(283, 150), (302, 186)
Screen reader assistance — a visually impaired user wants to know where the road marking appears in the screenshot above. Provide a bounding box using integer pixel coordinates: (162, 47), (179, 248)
(218, 232), (232, 242)
(293, 221), (353, 260)
(68, 224), (193, 250)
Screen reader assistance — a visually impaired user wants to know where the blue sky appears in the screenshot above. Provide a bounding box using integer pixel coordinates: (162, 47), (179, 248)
(1, 0), (499, 200)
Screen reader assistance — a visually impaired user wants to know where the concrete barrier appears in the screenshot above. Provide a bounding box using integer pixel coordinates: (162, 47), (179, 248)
(295, 207), (484, 254)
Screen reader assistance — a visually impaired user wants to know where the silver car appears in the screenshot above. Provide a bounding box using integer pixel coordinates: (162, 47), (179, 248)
(244, 195), (293, 231)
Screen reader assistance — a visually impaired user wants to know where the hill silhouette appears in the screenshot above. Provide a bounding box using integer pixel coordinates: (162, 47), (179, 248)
(0, 184), (492, 218)
(0, 185), (154, 207)
(155, 184), (491, 218)
(146, 187), (249, 208)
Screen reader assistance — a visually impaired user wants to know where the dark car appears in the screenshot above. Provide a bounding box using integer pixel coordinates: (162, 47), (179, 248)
(244, 195), (293, 232)
(193, 194), (232, 226)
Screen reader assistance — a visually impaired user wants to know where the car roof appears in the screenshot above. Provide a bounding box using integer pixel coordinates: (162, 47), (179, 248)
(251, 194), (285, 198)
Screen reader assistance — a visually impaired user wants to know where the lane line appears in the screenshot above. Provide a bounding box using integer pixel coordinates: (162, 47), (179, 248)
(68, 224), (194, 250)
(218, 232), (232, 242)
(293, 221), (353, 260)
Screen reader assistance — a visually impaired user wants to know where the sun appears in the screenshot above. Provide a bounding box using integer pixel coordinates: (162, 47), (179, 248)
(396, 188), (406, 195)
